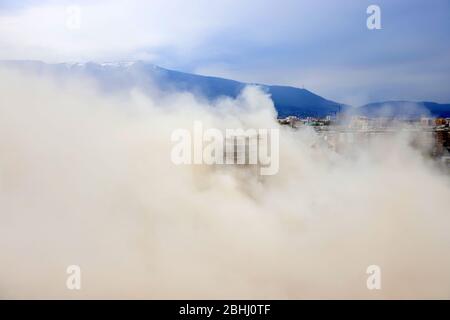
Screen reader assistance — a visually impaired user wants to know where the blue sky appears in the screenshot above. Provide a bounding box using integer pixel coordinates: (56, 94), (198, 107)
(0, 0), (449, 105)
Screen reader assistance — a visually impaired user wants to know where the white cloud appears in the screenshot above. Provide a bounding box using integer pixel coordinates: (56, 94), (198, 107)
(0, 0), (354, 62)
(1, 0), (449, 103)
(0, 0), (243, 62)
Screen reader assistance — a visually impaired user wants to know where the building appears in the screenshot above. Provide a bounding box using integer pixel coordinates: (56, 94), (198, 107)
(420, 117), (435, 127)
(349, 116), (369, 130)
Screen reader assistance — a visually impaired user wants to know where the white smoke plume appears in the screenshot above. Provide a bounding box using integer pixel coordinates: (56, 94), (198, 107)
(0, 68), (450, 299)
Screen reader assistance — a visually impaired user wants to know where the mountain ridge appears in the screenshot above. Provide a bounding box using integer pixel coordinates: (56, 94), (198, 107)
(1, 60), (449, 118)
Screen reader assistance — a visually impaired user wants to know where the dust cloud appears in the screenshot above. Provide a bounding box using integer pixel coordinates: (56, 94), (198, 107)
(0, 68), (449, 299)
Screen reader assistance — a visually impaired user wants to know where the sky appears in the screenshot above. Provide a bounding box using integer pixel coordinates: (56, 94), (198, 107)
(0, 0), (449, 105)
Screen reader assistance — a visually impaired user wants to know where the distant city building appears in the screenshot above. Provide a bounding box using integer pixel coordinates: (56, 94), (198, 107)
(420, 117), (435, 127)
(278, 116), (301, 128)
(435, 118), (448, 126)
(349, 116), (369, 130)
